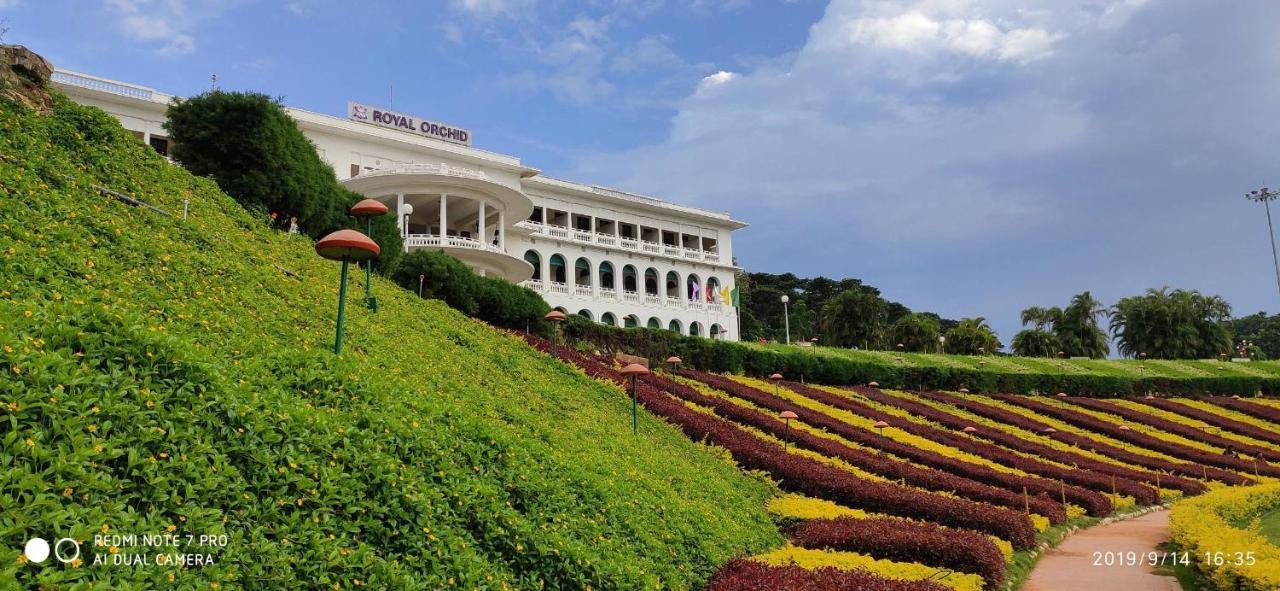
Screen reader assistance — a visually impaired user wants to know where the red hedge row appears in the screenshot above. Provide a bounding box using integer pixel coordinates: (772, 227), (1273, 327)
(683, 371), (1111, 517)
(634, 370), (1066, 521)
(1132, 397), (1280, 448)
(1063, 396), (1276, 459)
(919, 390), (1222, 490)
(861, 389), (1159, 505)
(991, 395), (1270, 480)
(1201, 397), (1280, 428)
(705, 559), (954, 591)
(791, 517), (1005, 589)
(520, 336), (1038, 549)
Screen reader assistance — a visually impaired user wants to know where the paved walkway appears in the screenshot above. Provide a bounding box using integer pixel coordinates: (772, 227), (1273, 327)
(1022, 509), (1182, 591)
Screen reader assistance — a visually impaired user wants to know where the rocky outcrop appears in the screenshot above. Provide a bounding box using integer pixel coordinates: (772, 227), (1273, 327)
(0, 45), (54, 112)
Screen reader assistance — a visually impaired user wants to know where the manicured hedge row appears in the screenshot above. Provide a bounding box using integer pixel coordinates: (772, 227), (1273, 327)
(524, 337), (1039, 549)
(561, 317), (1280, 396)
(634, 370), (1066, 521)
(681, 371), (1080, 521)
(919, 391), (1221, 490)
(993, 395), (1277, 479)
(791, 517), (1006, 589)
(1064, 397), (1275, 459)
(1169, 483), (1280, 590)
(862, 390), (1159, 505)
(1134, 397), (1280, 447)
(1204, 396), (1280, 425)
(705, 559), (954, 591)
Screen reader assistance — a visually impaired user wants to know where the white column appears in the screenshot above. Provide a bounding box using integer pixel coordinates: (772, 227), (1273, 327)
(498, 209), (506, 250)
(439, 194), (448, 238)
(395, 193), (404, 234)
(541, 207), (547, 225)
(478, 200), (486, 247)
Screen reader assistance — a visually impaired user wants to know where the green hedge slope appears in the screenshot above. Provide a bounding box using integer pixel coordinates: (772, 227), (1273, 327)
(0, 95), (781, 589)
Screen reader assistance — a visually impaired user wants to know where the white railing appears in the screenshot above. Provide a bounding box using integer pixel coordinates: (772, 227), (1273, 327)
(52, 70), (161, 101)
(665, 296), (683, 308)
(404, 233), (503, 253)
(688, 300), (704, 311)
(522, 279), (544, 291)
(708, 303), (724, 313)
(518, 223), (723, 264)
(549, 281), (570, 294)
(574, 285), (593, 297)
(644, 294), (662, 306)
(600, 287), (617, 299)
(622, 290), (640, 303)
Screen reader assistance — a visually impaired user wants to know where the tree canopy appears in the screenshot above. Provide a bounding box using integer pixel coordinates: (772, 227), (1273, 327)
(1013, 291), (1108, 358)
(1109, 287), (1232, 359)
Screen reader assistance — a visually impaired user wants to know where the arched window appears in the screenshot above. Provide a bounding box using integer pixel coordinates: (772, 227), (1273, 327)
(665, 271), (680, 298)
(549, 254), (567, 284)
(644, 268), (659, 295)
(524, 250), (541, 281)
(706, 277), (721, 303)
(554, 306), (568, 314)
(668, 319), (683, 333)
(689, 321), (703, 337)
(686, 273), (702, 301)
(624, 314), (639, 328)
(599, 261), (615, 290)
(710, 323), (724, 339)
(622, 265), (638, 293)
(578, 309), (594, 321)
(647, 317), (661, 329)
(601, 312), (617, 326)
(574, 257), (591, 287)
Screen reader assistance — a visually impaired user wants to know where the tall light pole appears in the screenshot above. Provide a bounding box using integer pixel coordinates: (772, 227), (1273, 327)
(780, 294), (791, 345)
(1247, 187), (1280, 302)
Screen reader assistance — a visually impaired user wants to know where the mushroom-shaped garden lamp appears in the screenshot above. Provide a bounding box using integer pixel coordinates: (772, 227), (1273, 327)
(620, 363), (650, 434)
(315, 229), (380, 354)
(874, 420), (890, 437)
(666, 356), (682, 394)
(868, 381), (880, 388)
(348, 199), (389, 311)
(779, 410), (799, 450)
(962, 426), (977, 439)
(768, 372), (783, 396)
(544, 310), (567, 357)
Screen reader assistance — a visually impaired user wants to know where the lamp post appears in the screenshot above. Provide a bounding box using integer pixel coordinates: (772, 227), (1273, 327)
(779, 410), (798, 450)
(666, 356), (682, 395)
(315, 229), (381, 355)
(768, 372), (783, 397)
(963, 426), (977, 440)
(874, 420), (890, 437)
(938, 335), (945, 354)
(545, 310), (566, 357)
(418, 273), (425, 297)
(1042, 426), (1057, 448)
(349, 199), (389, 311)
(780, 295), (791, 345)
(1247, 187), (1280, 302)
(620, 363), (649, 435)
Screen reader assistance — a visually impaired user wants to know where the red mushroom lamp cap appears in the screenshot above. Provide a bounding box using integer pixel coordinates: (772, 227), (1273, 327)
(874, 420), (890, 429)
(1119, 425), (1130, 431)
(1042, 427), (1057, 434)
(958, 387), (970, 393)
(1057, 392), (1068, 397)
(962, 426), (977, 433)
(666, 356), (683, 364)
(544, 310), (567, 322)
(349, 198), (389, 218)
(779, 411), (799, 420)
(868, 381), (880, 388)
(315, 229), (380, 261)
(620, 363), (649, 377)
(1232, 395), (1241, 399)
(768, 373), (783, 381)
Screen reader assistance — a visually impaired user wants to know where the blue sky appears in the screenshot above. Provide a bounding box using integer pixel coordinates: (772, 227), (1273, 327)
(6, 0), (1280, 350)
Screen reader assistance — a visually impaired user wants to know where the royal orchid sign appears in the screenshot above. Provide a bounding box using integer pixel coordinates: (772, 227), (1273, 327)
(347, 102), (471, 147)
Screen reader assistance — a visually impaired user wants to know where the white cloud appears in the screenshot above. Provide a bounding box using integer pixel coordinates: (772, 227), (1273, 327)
(441, 21), (464, 44)
(103, 0), (228, 56)
(824, 8), (1062, 63)
(696, 70), (738, 93)
(119, 13), (195, 55)
(0, 0), (21, 9)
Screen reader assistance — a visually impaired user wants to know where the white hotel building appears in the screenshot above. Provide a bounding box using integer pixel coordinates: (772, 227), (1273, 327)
(53, 70), (745, 340)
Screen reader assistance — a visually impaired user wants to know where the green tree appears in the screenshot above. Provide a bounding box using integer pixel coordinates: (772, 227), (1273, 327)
(943, 317), (1002, 355)
(820, 288), (889, 349)
(1229, 312), (1280, 360)
(392, 250), (479, 316)
(888, 312), (941, 352)
(165, 90), (402, 272)
(1058, 291), (1109, 358)
(1109, 287), (1232, 359)
(1011, 329), (1061, 357)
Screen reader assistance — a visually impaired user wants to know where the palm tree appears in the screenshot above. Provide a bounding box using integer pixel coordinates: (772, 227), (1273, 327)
(1059, 291), (1109, 358)
(1110, 287), (1232, 359)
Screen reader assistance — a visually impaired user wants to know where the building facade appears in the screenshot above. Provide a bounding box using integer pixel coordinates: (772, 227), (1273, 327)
(52, 69), (744, 340)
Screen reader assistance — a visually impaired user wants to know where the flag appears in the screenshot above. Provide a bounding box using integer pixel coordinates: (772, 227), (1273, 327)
(730, 285), (740, 307)
(720, 287), (730, 305)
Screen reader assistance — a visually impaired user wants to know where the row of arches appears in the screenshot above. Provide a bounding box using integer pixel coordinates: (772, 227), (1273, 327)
(526, 250), (724, 300)
(553, 307), (727, 337)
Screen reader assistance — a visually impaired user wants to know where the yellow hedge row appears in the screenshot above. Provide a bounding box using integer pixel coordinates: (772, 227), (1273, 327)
(1170, 483), (1280, 590)
(751, 545), (985, 591)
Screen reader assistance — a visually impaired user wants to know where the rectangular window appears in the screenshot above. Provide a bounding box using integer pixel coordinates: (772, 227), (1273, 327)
(350, 164), (361, 177)
(148, 136), (170, 157)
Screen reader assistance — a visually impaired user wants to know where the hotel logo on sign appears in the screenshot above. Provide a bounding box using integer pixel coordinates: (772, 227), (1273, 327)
(347, 102), (471, 147)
